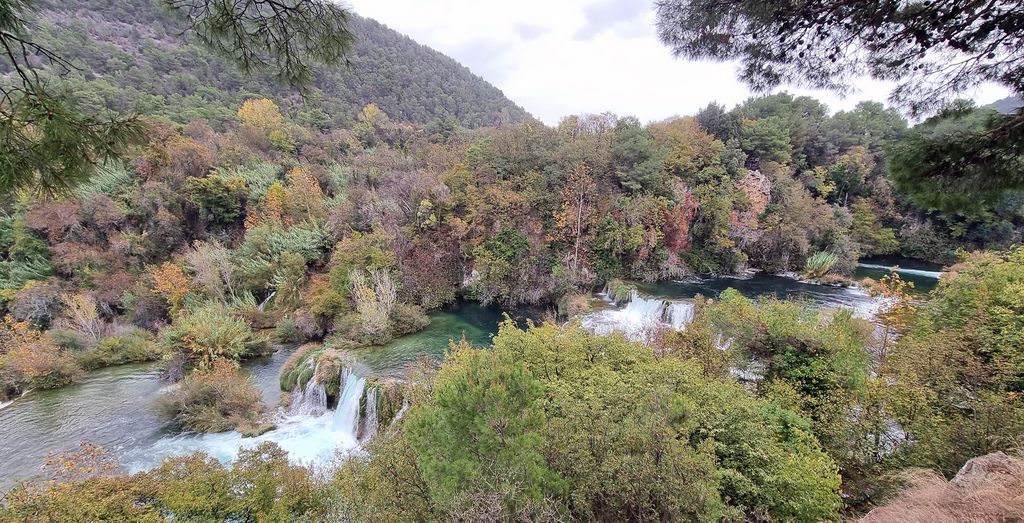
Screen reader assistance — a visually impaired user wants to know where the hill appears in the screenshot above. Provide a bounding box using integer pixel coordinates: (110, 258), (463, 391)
(25, 0), (530, 128)
(987, 96), (1024, 115)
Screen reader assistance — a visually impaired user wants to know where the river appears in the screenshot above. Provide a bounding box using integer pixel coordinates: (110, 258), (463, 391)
(0, 260), (939, 491)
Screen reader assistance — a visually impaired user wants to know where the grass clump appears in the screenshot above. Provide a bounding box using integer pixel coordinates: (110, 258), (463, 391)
(156, 359), (271, 434)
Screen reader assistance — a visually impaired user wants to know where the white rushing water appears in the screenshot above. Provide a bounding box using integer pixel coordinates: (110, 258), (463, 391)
(361, 387), (379, 442)
(332, 368), (366, 437)
(857, 263), (942, 279)
(581, 281), (884, 339)
(290, 360), (328, 416)
(581, 290), (696, 341)
(126, 365), (375, 473)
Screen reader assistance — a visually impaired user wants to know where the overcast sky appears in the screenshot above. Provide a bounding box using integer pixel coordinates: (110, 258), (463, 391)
(347, 0), (1010, 126)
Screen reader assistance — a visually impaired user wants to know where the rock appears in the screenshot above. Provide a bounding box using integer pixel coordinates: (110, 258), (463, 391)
(861, 452), (1024, 522)
(951, 451), (1024, 490)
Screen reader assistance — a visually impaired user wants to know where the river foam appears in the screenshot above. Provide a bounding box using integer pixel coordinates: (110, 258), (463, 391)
(856, 263), (942, 279)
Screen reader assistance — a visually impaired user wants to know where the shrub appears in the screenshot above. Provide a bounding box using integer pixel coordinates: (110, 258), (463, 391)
(391, 322), (842, 521)
(0, 443), (327, 522)
(556, 293), (591, 319)
(9, 280), (63, 327)
(389, 303), (430, 337)
(273, 316), (304, 343)
(803, 251), (839, 279)
(0, 316), (81, 398)
(155, 359), (270, 434)
(77, 329), (163, 370)
(159, 303), (269, 370)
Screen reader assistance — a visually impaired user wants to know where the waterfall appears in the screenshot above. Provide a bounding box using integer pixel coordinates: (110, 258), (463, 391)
(581, 289), (695, 341)
(332, 368), (366, 440)
(290, 360), (327, 416)
(857, 263), (942, 279)
(665, 302), (694, 330)
(360, 387), (379, 442)
(392, 399), (411, 425)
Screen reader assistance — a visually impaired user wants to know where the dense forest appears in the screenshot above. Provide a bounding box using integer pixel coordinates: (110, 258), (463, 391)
(1, 90), (1023, 519)
(2, 0), (1024, 521)
(17, 0), (529, 129)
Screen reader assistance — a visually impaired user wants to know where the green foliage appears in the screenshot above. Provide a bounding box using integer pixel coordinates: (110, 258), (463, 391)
(850, 200), (899, 256)
(155, 359), (269, 433)
(0, 442), (327, 521)
(224, 162), (282, 204)
(76, 329), (162, 370)
(611, 117), (666, 193)
(405, 345), (562, 515)
(184, 175), (247, 228)
(890, 103), (1024, 212)
(470, 227), (533, 305)
(0, 213), (54, 304)
(73, 161), (137, 201)
(159, 303), (268, 368)
(18, 1), (528, 129)
(804, 251), (839, 279)
(396, 323), (842, 521)
(708, 290), (872, 469)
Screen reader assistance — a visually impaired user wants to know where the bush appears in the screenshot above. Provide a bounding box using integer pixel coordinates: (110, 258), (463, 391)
(0, 442), (328, 522)
(9, 280), (63, 327)
(159, 303), (269, 370)
(77, 329), (163, 370)
(155, 359), (270, 434)
(803, 251), (839, 279)
(389, 303), (430, 337)
(343, 322), (843, 521)
(0, 316), (81, 399)
(556, 293), (591, 319)
(273, 316), (304, 343)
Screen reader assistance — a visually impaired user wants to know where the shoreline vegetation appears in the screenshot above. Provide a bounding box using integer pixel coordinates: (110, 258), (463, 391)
(2, 0), (1023, 519)
(2, 245), (1022, 520)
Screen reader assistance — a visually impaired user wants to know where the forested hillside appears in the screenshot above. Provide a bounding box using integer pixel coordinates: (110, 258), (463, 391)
(3, 0), (1024, 519)
(21, 0), (529, 129)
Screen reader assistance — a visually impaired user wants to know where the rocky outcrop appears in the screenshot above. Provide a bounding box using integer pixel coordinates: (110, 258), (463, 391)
(735, 170), (771, 227)
(861, 452), (1024, 522)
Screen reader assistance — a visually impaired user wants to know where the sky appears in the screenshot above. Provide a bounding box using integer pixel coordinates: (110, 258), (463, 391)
(346, 0), (1010, 126)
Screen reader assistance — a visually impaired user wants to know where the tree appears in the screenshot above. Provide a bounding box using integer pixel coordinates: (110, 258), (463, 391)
(552, 164), (597, 284)
(0, 0), (143, 199)
(400, 322), (842, 521)
(186, 240), (237, 303)
(1, 0), (355, 197)
(611, 117), (665, 193)
(164, 0), (356, 88)
(349, 268), (397, 336)
(149, 262), (192, 312)
(655, 0), (1022, 115)
(850, 199), (899, 256)
(655, 0), (1024, 209)
(889, 102), (1024, 212)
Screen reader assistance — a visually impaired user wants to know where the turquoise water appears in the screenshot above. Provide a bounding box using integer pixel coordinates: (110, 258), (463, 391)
(634, 274), (873, 309)
(0, 303), (531, 491)
(853, 256), (944, 294)
(0, 278), (893, 491)
(349, 301), (540, 376)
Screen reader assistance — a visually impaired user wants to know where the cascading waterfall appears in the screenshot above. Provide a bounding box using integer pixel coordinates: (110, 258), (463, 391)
(665, 302), (695, 330)
(360, 386), (379, 442)
(857, 263), (942, 279)
(331, 368), (366, 441)
(290, 360), (327, 416)
(582, 288), (696, 340)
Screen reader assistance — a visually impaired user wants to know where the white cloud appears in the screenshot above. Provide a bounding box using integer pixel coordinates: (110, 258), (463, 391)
(346, 0), (1011, 125)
